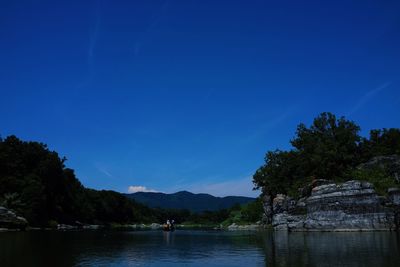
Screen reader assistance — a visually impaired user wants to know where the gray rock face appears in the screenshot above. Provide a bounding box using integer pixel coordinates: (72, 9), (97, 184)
(264, 181), (399, 231)
(388, 188), (400, 205)
(227, 223), (260, 231)
(262, 194), (273, 224)
(0, 206), (28, 229)
(388, 188), (400, 228)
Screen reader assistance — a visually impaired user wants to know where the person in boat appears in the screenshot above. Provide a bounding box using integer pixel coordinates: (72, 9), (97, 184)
(163, 220), (170, 231)
(163, 219), (175, 231)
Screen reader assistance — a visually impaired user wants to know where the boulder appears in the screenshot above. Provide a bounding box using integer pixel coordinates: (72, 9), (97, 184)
(150, 223), (162, 229)
(57, 224), (78, 230)
(83, 224), (102, 230)
(272, 194), (296, 213)
(0, 206), (28, 230)
(227, 223), (260, 231)
(272, 212), (305, 231)
(388, 188), (400, 205)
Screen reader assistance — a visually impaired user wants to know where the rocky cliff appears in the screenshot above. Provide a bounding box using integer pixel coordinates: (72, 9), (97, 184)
(263, 180), (400, 231)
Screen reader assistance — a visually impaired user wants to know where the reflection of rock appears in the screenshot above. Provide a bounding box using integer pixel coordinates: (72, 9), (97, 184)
(0, 206), (28, 230)
(264, 181), (400, 231)
(261, 231), (400, 267)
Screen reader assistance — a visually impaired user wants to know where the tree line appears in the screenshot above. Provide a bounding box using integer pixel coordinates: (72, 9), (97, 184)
(0, 135), (262, 227)
(253, 112), (400, 197)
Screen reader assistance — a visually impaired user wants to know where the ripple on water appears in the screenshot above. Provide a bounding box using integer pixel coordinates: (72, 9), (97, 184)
(1, 230), (399, 267)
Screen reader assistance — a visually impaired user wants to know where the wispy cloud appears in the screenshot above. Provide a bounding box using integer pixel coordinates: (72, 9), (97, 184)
(88, 6), (101, 65)
(127, 185), (159, 193)
(98, 168), (113, 178)
(94, 163), (114, 178)
(348, 82), (392, 116)
(131, 0), (169, 57)
(77, 0), (104, 89)
(244, 106), (297, 143)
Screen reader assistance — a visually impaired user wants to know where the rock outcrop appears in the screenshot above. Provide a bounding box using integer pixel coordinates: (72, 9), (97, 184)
(264, 180), (400, 231)
(227, 223), (261, 231)
(0, 206), (28, 230)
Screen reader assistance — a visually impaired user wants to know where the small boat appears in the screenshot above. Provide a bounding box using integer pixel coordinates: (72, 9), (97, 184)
(163, 224), (175, 232)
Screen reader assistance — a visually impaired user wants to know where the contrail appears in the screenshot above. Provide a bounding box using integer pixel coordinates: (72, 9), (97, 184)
(348, 82), (392, 116)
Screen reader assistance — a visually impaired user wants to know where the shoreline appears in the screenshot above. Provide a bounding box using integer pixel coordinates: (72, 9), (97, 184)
(2, 223), (397, 233)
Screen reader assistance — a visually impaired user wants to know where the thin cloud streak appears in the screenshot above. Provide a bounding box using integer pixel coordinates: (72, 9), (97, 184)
(77, 0), (104, 89)
(244, 106), (297, 144)
(88, 11), (101, 63)
(348, 82), (392, 116)
(88, 0), (105, 64)
(94, 163), (114, 178)
(132, 0), (169, 57)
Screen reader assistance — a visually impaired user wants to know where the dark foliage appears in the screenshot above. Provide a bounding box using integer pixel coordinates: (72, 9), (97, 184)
(0, 135), (155, 226)
(253, 112), (400, 197)
(0, 135), (258, 226)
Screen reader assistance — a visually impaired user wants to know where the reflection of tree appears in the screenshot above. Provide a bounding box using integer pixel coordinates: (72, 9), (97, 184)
(252, 231), (274, 267)
(254, 231), (400, 267)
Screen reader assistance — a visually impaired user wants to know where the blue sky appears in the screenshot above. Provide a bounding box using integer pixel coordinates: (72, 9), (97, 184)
(1, 0), (399, 197)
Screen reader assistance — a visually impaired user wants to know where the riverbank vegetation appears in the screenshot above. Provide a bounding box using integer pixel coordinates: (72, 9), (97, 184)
(0, 135), (261, 228)
(253, 112), (400, 198)
(0, 135), (157, 226)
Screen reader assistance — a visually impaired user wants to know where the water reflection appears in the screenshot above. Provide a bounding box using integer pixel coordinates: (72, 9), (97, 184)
(0, 230), (399, 267)
(163, 231), (173, 246)
(258, 231), (400, 267)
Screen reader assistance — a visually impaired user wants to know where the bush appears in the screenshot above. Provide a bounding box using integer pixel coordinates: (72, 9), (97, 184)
(350, 168), (398, 196)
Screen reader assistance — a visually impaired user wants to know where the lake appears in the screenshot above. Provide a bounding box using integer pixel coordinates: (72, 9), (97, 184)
(0, 230), (399, 267)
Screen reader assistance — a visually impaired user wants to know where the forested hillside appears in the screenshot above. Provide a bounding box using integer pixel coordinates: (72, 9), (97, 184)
(126, 191), (254, 212)
(0, 136), (261, 227)
(0, 136), (157, 226)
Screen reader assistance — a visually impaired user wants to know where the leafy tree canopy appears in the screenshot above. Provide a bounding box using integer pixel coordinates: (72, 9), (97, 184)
(253, 112), (400, 197)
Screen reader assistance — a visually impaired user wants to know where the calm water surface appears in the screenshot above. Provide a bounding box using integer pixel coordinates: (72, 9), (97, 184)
(0, 230), (399, 267)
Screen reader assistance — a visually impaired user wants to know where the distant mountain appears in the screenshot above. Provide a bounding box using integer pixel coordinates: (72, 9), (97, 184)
(125, 191), (255, 212)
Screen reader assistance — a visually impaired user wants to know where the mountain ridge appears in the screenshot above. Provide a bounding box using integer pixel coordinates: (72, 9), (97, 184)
(125, 190), (255, 212)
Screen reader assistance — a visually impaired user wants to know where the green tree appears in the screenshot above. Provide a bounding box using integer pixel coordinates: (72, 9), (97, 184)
(253, 150), (300, 196)
(253, 112), (363, 197)
(0, 135), (162, 226)
(291, 112), (361, 180)
(359, 128), (400, 161)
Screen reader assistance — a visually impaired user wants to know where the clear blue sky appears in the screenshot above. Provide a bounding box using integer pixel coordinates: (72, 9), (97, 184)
(1, 0), (399, 197)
